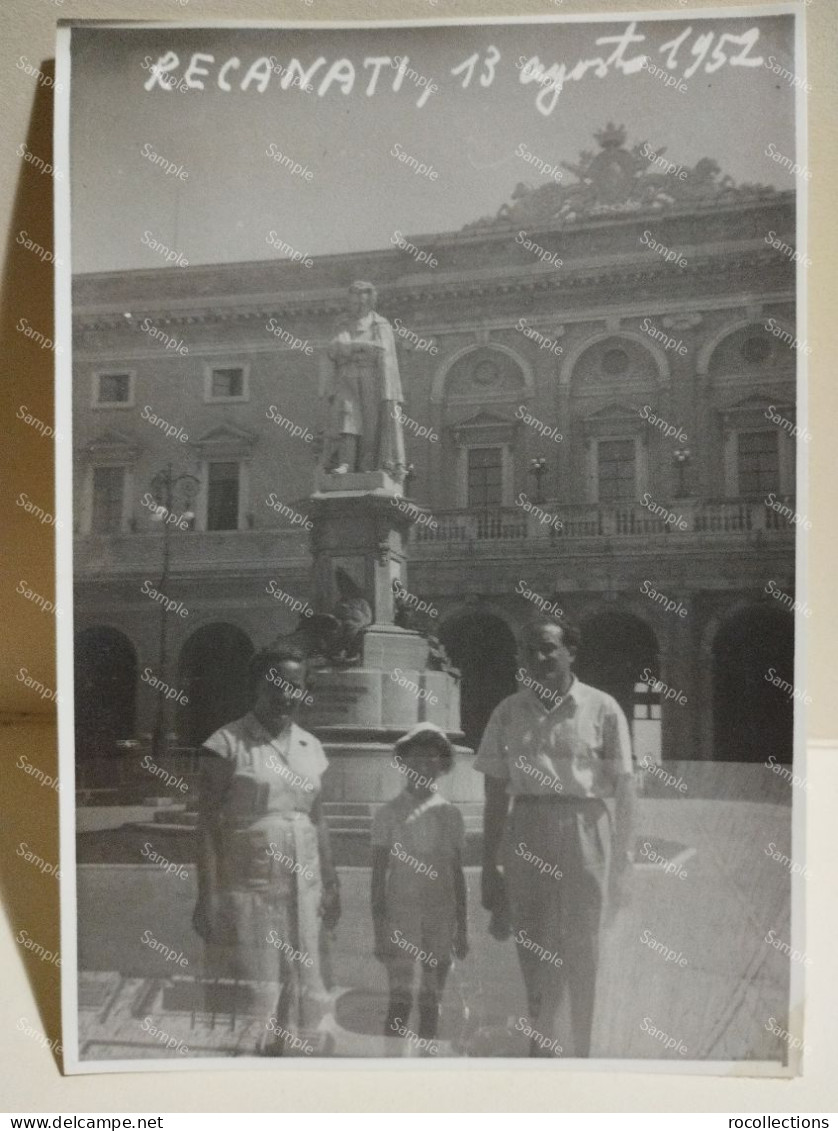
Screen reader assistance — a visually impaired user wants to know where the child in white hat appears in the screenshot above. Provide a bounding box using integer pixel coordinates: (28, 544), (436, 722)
(371, 723), (468, 1051)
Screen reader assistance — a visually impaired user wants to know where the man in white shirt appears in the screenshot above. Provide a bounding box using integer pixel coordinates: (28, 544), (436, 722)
(474, 616), (636, 1056)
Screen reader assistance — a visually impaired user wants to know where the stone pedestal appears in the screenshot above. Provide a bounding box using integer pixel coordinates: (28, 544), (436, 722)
(304, 475), (473, 805)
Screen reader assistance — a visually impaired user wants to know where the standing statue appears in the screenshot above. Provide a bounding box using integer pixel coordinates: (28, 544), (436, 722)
(319, 281), (407, 482)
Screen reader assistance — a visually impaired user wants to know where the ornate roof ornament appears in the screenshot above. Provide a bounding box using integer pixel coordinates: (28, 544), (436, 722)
(463, 124), (779, 232)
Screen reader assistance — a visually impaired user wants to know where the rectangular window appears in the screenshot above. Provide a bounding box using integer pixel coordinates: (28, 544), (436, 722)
(95, 373), (132, 406)
(206, 462), (240, 531)
(91, 466), (126, 534)
(597, 439), (636, 502)
(467, 447), (503, 509)
(208, 366), (247, 401)
(738, 431), (779, 496)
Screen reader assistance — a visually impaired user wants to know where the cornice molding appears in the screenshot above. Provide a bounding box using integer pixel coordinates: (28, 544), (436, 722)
(73, 249), (794, 334)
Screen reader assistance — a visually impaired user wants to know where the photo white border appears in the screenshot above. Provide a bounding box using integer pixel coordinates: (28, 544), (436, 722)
(53, 2), (808, 1077)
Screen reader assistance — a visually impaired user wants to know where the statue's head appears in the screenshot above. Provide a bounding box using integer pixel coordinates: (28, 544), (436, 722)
(348, 280), (376, 317)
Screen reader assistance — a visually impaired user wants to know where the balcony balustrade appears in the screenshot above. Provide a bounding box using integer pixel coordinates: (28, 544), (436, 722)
(412, 498), (796, 544)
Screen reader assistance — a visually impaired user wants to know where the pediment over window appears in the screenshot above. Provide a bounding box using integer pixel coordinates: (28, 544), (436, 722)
(191, 424), (256, 458)
(452, 410), (518, 446)
(84, 429), (139, 460)
(580, 402), (645, 439)
(720, 394), (794, 430)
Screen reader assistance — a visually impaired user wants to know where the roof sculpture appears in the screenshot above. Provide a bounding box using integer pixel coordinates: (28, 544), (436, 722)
(463, 123), (780, 232)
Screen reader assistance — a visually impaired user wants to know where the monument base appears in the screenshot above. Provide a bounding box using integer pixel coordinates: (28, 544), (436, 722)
(318, 740), (480, 806)
(312, 469), (402, 498)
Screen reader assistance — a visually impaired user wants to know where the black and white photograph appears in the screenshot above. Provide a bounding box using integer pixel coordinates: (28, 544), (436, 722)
(54, 8), (808, 1072)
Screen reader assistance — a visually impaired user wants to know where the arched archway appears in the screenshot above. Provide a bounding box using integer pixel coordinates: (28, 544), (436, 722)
(439, 613), (518, 752)
(575, 610), (660, 727)
(712, 606), (793, 762)
(177, 623), (255, 746)
(74, 626), (138, 763)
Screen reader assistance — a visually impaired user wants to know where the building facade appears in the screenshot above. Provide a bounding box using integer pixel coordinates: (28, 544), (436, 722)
(72, 127), (799, 778)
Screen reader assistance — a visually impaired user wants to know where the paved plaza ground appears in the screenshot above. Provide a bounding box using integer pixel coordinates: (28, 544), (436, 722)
(74, 789), (793, 1064)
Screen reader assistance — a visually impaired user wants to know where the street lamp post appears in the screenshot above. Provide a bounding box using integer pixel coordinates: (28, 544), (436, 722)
(673, 448), (691, 499)
(529, 457), (548, 505)
(149, 465), (199, 762)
